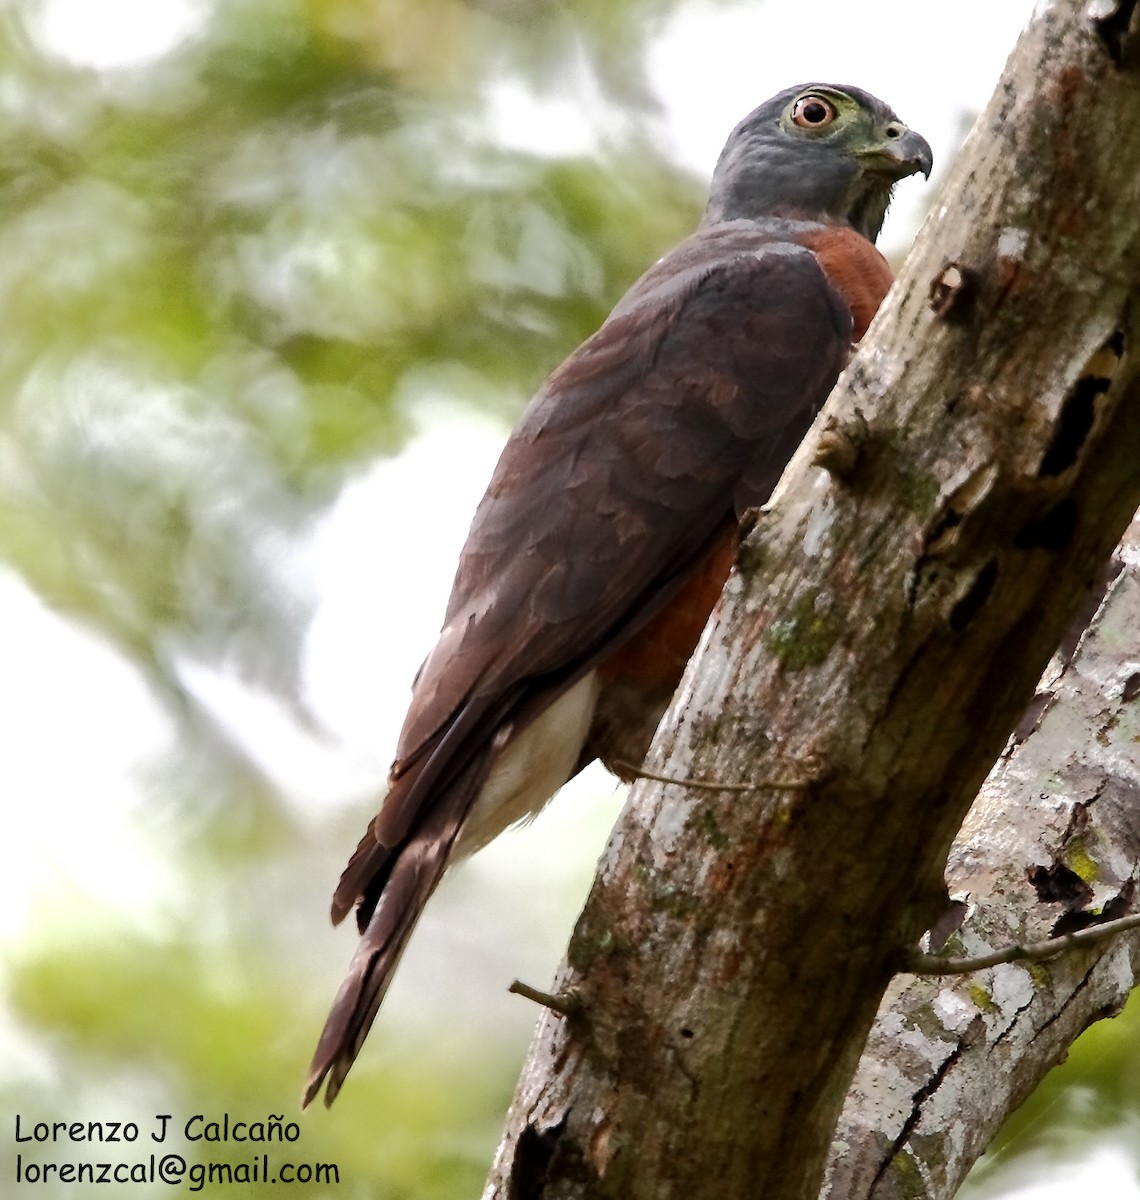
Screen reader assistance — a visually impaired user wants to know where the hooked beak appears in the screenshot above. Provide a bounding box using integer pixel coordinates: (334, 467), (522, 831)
(862, 126), (934, 181)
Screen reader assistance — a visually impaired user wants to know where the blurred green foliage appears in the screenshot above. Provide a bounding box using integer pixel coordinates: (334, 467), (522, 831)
(0, 0), (705, 708)
(1, 0), (709, 1194)
(10, 918), (517, 1198)
(963, 986), (1140, 1197)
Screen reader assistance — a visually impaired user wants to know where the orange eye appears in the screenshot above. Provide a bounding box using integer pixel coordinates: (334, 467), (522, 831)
(791, 95), (837, 129)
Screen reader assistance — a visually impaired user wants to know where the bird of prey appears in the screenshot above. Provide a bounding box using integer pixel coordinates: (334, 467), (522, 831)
(305, 83), (932, 1106)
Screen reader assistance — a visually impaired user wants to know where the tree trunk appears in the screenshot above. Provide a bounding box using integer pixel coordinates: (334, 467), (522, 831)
(824, 515), (1140, 1199)
(485, 2), (1140, 1197)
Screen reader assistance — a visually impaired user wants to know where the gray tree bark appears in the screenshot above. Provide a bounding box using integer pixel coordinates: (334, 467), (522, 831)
(823, 515), (1140, 1199)
(485, 2), (1140, 1198)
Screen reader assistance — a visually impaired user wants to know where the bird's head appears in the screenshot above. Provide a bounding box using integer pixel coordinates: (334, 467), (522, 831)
(703, 83), (933, 243)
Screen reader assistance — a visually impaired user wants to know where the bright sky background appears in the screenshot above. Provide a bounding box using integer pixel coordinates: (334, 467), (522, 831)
(8, 1), (1138, 1195)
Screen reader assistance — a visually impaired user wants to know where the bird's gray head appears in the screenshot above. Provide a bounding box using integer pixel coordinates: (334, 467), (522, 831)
(703, 83), (933, 243)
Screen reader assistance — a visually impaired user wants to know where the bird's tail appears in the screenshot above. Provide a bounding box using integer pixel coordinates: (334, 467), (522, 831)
(303, 834), (450, 1108)
(304, 748), (493, 1108)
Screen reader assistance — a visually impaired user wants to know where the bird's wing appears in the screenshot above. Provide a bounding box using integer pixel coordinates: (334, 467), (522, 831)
(343, 228), (853, 887)
(328, 233), (857, 938)
(306, 229), (856, 1107)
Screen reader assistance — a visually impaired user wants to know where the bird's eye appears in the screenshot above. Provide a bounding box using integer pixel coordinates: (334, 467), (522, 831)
(791, 95), (837, 129)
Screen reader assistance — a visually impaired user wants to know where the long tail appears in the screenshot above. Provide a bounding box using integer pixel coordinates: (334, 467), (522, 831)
(302, 840), (447, 1106)
(304, 764), (486, 1107)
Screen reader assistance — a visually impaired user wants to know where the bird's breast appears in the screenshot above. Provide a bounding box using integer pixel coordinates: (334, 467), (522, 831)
(796, 226), (894, 340)
(587, 524), (739, 777)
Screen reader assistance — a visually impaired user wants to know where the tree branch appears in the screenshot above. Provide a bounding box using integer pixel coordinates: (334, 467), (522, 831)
(486, 4), (1140, 1197)
(904, 912), (1140, 976)
(508, 979), (584, 1018)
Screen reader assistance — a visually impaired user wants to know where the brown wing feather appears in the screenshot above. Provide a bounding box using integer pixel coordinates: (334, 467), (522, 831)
(377, 227), (853, 846)
(305, 220), (858, 1106)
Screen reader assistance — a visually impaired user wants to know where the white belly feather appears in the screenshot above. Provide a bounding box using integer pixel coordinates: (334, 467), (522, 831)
(454, 671), (600, 858)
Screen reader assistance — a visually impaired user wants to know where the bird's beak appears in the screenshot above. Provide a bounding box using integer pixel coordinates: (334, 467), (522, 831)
(862, 127), (934, 181)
